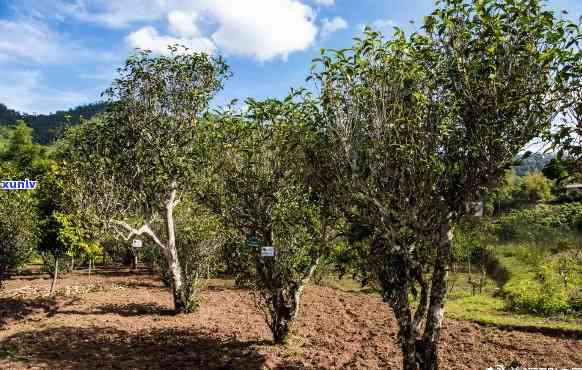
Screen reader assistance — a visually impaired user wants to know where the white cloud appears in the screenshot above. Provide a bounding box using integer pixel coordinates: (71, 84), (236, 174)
(11, 0), (321, 62)
(0, 17), (114, 65)
(0, 20), (68, 63)
(207, 0), (318, 61)
(371, 19), (396, 34)
(6, 0), (170, 28)
(320, 16), (348, 40)
(59, 0), (170, 28)
(168, 10), (201, 37)
(0, 69), (95, 114)
(126, 26), (215, 54)
(118, 0), (319, 61)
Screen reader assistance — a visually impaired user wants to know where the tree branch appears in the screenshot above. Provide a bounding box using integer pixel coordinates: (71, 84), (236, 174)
(110, 220), (167, 250)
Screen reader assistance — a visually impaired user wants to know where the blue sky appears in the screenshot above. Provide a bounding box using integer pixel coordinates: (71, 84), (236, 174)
(0, 0), (580, 114)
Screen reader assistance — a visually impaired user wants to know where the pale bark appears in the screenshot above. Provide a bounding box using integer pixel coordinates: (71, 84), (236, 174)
(292, 257), (320, 322)
(388, 224), (453, 370)
(49, 256), (59, 296)
(109, 183), (188, 313)
(110, 220), (166, 250)
(418, 225), (453, 370)
(164, 185), (187, 312)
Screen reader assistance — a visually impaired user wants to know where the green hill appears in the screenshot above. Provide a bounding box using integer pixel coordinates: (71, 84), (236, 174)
(0, 102), (107, 144)
(514, 152), (553, 176)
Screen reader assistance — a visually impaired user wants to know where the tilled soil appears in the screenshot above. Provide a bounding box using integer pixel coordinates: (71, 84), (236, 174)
(0, 270), (581, 369)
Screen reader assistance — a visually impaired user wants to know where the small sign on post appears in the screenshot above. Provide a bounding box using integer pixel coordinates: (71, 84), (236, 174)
(131, 239), (143, 271)
(261, 246), (275, 257)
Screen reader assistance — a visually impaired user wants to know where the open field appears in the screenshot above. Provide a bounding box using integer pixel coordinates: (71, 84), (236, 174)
(1, 269), (581, 370)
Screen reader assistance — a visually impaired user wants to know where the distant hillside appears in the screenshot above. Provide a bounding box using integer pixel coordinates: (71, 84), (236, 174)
(0, 103), (558, 171)
(0, 104), (21, 124)
(0, 102), (107, 144)
(513, 152), (553, 176)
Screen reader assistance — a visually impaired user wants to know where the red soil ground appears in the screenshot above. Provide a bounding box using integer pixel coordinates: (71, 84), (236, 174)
(1, 269), (581, 369)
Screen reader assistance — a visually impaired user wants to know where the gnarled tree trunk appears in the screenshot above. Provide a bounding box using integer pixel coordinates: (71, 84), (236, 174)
(416, 226), (452, 370)
(386, 224), (453, 370)
(391, 283), (418, 370)
(271, 290), (294, 344)
(267, 259), (320, 344)
(111, 183), (192, 314)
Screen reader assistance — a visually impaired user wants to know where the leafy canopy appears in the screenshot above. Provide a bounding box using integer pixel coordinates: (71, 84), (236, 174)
(61, 45), (230, 220)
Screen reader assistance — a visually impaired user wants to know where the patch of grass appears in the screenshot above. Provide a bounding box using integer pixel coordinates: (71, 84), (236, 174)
(446, 242), (582, 331)
(448, 271), (499, 298)
(494, 244), (582, 315)
(205, 278), (237, 290)
(446, 293), (582, 333)
(319, 263), (582, 334)
(317, 276), (378, 294)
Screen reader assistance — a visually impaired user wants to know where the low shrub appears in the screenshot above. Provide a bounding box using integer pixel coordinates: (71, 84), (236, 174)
(499, 248), (582, 315)
(496, 203), (582, 251)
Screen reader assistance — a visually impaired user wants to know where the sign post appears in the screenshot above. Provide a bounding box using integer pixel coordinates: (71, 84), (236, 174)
(466, 201), (484, 217)
(261, 246), (275, 257)
(131, 239), (143, 270)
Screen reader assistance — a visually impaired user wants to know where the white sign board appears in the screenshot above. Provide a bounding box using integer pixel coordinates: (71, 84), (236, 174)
(466, 201), (484, 217)
(132, 239), (143, 248)
(261, 246), (275, 257)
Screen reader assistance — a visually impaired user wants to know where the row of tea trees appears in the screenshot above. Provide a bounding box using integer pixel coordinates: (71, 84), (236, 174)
(52, 1), (581, 369)
(0, 122), (104, 295)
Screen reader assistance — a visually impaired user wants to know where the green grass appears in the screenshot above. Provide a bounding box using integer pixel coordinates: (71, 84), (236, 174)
(320, 270), (582, 334)
(493, 243), (582, 315)
(447, 292), (582, 333)
(445, 242), (582, 332)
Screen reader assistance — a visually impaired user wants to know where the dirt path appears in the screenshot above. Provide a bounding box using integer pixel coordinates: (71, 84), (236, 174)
(1, 271), (581, 369)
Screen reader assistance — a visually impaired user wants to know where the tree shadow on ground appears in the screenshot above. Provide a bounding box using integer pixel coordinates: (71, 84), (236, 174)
(55, 302), (176, 317)
(87, 268), (155, 277)
(0, 326), (305, 369)
(4, 274), (50, 281)
(116, 281), (167, 289)
(0, 296), (59, 328)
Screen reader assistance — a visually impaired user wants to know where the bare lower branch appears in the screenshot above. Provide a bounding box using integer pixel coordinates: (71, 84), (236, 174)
(110, 220), (167, 250)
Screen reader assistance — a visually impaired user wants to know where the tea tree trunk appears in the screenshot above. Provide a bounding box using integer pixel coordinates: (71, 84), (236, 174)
(388, 226), (452, 370)
(268, 260), (319, 344)
(49, 256), (59, 296)
(112, 185), (193, 314)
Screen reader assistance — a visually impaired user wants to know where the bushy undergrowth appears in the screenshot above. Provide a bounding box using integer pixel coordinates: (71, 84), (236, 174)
(496, 244), (582, 315)
(497, 203), (582, 243)
(457, 203), (582, 315)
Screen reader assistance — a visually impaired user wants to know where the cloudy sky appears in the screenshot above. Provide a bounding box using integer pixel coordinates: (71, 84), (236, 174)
(0, 0), (580, 114)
